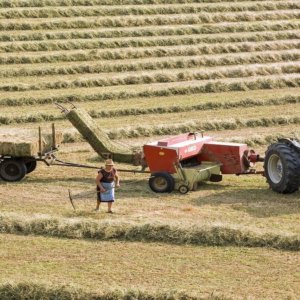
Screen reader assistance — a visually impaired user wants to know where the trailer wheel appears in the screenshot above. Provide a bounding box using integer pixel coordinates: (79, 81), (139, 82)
(149, 172), (175, 193)
(25, 160), (37, 174)
(0, 159), (27, 182)
(264, 142), (300, 194)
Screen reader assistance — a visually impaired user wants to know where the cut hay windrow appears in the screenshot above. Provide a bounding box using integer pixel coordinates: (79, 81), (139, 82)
(1, 20), (298, 43)
(1, 33), (300, 53)
(0, 0), (286, 8)
(62, 131), (300, 145)
(1, 11), (299, 31)
(0, 283), (221, 300)
(106, 116), (300, 139)
(1, 95), (299, 126)
(0, 214), (299, 250)
(3, 94), (300, 126)
(0, 31), (300, 65)
(1, 63), (298, 92)
(233, 132), (300, 147)
(65, 108), (135, 163)
(1, 2), (299, 19)
(1, 76), (300, 107)
(1, 48), (299, 79)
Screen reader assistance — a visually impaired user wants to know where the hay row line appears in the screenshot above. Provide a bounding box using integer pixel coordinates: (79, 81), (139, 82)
(0, 31), (300, 65)
(1, 21), (298, 42)
(0, 215), (299, 250)
(1, 77), (299, 107)
(1, 50), (298, 78)
(0, 95), (298, 125)
(62, 130), (300, 146)
(1, 33), (299, 53)
(234, 132), (300, 147)
(1, 64), (298, 92)
(0, 283), (221, 300)
(1, 11), (299, 31)
(0, 0), (288, 8)
(1, 2), (299, 19)
(107, 116), (300, 139)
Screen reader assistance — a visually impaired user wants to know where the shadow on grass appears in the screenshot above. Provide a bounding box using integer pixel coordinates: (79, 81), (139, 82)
(190, 183), (300, 218)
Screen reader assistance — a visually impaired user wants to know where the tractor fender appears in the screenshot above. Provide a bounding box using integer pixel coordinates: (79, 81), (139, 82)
(278, 138), (300, 152)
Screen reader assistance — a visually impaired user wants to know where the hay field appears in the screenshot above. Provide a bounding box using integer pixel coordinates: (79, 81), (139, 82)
(0, 0), (299, 299)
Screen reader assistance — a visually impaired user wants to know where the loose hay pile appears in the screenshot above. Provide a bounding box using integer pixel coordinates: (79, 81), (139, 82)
(66, 108), (134, 163)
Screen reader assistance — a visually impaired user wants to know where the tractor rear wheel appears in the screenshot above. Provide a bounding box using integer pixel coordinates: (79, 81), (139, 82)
(149, 172), (175, 193)
(264, 142), (300, 194)
(0, 159), (27, 182)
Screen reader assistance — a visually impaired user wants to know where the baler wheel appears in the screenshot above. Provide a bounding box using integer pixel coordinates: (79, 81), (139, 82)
(264, 142), (300, 194)
(178, 185), (189, 194)
(149, 172), (175, 193)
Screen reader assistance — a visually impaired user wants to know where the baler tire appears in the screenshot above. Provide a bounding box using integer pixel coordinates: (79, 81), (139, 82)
(25, 160), (37, 174)
(149, 172), (175, 193)
(0, 159), (27, 182)
(178, 185), (189, 194)
(264, 142), (300, 194)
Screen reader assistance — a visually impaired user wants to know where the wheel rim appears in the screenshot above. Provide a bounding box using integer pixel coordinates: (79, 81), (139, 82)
(4, 163), (20, 177)
(153, 176), (168, 191)
(267, 154), (283, 184)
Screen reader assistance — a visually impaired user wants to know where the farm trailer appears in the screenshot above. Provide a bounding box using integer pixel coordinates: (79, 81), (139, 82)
(0, 124), (60, 182)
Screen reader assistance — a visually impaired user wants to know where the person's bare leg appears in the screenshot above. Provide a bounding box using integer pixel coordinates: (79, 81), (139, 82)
(95, 200), (101, 211)
(107, 202), (113, 213)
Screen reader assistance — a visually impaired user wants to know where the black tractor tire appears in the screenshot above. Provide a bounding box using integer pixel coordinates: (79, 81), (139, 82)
(25, 160), (37, 174)
(0, 159), (27, 182)
(149, 172), (175, 193)
(264, 142), (300, 194)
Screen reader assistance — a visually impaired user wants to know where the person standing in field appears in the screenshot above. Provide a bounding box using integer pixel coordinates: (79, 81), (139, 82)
(95, 159), (120, 213)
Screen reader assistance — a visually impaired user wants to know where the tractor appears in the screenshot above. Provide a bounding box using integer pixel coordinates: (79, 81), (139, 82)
(264, 139), (300, 194)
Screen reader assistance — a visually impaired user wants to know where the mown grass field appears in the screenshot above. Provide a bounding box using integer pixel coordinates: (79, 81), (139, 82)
(0, 0), (299, 299)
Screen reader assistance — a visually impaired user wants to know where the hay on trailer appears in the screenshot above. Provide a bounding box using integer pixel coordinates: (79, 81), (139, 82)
(0, 130), (62, 157)
(66, 108), (134, 163)
(0, 135), (39, 157)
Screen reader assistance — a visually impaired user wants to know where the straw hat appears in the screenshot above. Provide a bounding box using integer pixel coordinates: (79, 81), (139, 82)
(105, 159), (115, 166)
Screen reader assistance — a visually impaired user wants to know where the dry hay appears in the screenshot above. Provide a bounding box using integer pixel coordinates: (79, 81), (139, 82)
(0, 214), (299, 250)
(0, 131), (62, 157)
(0, 283), (219, 300)
(66, 108), (134, 163)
